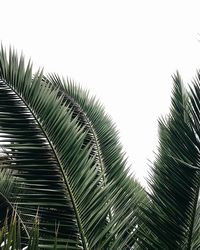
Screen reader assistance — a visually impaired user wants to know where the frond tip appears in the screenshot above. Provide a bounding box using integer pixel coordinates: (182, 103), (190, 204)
(140, 73), (200, 250)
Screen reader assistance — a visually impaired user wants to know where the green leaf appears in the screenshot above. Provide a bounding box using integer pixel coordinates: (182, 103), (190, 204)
(0, 47), (146, 249)
(140, 73), (200, 249)
(43, 74), (147, 249)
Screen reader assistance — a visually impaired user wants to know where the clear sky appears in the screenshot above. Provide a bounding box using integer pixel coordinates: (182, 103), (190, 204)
(1, 0), (200, 186)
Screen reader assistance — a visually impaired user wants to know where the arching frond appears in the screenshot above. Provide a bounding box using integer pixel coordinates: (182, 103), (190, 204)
(43, 74), (147, 249)
(0, 47), (146, 249)
(140, 73), (200, 249)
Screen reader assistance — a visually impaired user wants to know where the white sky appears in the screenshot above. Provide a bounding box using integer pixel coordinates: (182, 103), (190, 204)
(1, 0), (200, 187)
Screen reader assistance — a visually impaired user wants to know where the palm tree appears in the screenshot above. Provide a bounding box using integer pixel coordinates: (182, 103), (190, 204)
(0, 47), (146, 249)
(1, 47), (200, 250)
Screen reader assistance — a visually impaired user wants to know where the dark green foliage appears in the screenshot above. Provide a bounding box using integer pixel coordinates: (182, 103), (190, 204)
(2, 47), (200, 249)
(0, 47), (146, 249)
(140, 73), (200, 250)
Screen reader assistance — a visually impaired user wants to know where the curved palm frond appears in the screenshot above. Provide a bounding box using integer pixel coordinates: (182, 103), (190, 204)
(139, 73), (200, 249)
(0, 48), (85, 248)
(43, 74), (147, 249)
(0, 47), (145, 249)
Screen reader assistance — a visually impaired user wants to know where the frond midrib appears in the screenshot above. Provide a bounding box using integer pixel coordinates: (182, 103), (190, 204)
(45, 76), (107, 186)
(48, 78), (114, 228)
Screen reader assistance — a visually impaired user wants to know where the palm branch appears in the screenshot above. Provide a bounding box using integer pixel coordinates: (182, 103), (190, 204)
(139, 73), (200, 249)
(0, 47), (146, 249)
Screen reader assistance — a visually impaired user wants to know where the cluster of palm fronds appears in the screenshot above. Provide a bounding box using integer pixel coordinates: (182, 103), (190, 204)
(0, 47), (200, 249)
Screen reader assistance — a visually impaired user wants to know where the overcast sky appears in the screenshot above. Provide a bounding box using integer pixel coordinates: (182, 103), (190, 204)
(1, 0), (200, 186)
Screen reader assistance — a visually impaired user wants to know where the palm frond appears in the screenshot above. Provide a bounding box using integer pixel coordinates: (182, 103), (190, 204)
(43, 74), (147, 249)
(140, 73), (200, 249)
(0, 47), (107, 248)
(0, 47), (146, 249)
